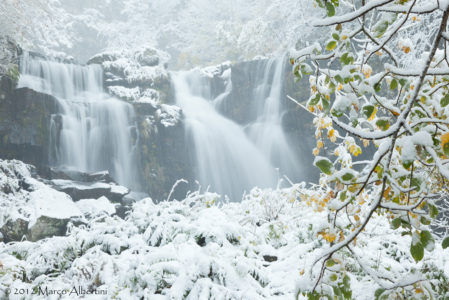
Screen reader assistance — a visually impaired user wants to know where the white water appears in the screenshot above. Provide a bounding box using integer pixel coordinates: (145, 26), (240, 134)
(173, 57), (300, 200)
(18, 54), (140, 189)
(173, 71), (277, 200)
(247, 56), (300, 178)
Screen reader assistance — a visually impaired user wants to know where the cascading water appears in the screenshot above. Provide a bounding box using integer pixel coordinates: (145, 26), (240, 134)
(173, 56), (300, 200)
(247, 56), (301, 179)
(18, 54), (140, 189)
(173, 71), (277, 201)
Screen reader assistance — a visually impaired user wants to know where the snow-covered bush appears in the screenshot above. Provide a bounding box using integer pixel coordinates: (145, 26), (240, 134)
(0, 181), (448, 299)
(291, 0), (449, 298)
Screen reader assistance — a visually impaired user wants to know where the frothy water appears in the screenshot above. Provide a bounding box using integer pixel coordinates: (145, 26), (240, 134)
(247, 56), (300, 179)
(173, 56), (300, 200)
(18, 54), (140, 189)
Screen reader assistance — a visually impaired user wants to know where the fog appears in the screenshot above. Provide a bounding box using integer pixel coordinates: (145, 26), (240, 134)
(1, 0), (320, 68)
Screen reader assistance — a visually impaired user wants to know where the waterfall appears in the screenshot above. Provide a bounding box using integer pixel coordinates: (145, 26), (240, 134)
(247, 56), (301, 180)
(18, 54), (140, 189)
(173, 71), (277, 201)
(172, 56), (300, 200)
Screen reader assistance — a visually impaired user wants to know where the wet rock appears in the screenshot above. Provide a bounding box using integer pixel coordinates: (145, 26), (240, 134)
(27, 216), (69, 242)
(0, 218), (28, 243)
(0, 85), (60, 169)
(263, 255), (278, 262)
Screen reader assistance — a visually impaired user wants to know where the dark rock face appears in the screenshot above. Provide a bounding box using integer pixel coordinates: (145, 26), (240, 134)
(0, 77), (60, 168)
(135, 110), (193, 202)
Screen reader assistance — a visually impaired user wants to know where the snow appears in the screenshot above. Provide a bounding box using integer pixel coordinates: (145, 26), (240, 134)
(0, 160), (448, 299)
(51, 179), (111, 190)
(77, 197), (116, 217)
(312, 0), (393, 27)
(110, 184), (129, 195)
(108, 86), (141, 101)
(157, 104), (182, 127)
(0, 160), (81, 229)
(29, 188), (82, 227)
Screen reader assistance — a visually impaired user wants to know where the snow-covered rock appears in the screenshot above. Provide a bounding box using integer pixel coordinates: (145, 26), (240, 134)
(50, 179), (130, 202)
(0, 160), (81, 242)
(77, 196), (116, 218)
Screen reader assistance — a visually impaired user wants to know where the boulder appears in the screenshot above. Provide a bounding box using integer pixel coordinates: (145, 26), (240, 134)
(0, 218), (28, 243)
(27, 216), (69, 242)
(50, 179), (130, 202)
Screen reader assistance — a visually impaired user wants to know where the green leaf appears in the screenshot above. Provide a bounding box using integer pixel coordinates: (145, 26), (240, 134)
(326, 259), (336, 267)
(332, 286), (342, 297)
(331, 109), (343, 118)
(322, 98), (330, 113)
(402, 160), (413, 170)
(326, 41), (337, 51)
(375, 288), (386, 299)
(362, 105), (375, 119)
(399, 79), (407, 87)
(420, 230), (434, 250)
(326, 2), (335, 17)
(376, 119), (390, 131)
(374, 82), (382, 93)
(315, 158), (334, 175)
(332, 33), (340, 41)
(410, 241), (424, 262)
(335, 75), (344, 84)
(309, 94), (321, 106)
(429, 203), (439, 219)
(391, 218), (402, 229)
(341, 172), (354, 182)
(390, 79), (398, 90)
(419, 216), (431, 225)
(330, 273), (338, 281)
(441, 94), (449, 107)
(374, 21), (388, 38)
(301, 64), (313, 75)
(411, 177), (421, 192)
(442, 236), (449, 249)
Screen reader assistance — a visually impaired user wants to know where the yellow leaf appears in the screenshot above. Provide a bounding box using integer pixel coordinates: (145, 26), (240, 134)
(317, 140), (324, 149)
(368, 106), (377, 121)
(441, 132), (449, 155)
(354, 215), (360, 221)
